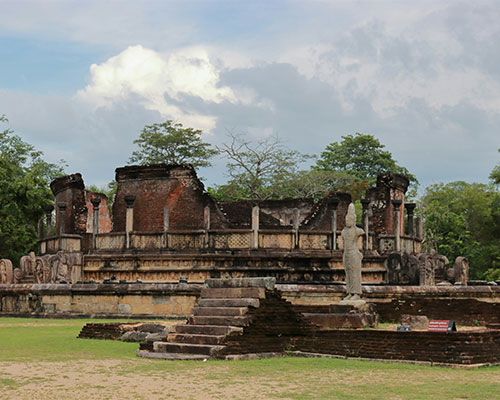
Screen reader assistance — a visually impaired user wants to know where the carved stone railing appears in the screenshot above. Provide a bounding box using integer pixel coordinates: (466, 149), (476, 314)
(38, 234), (82, 255)
(40, 229), (422, 255)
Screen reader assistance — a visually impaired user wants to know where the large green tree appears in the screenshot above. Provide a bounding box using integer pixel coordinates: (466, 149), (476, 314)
(129, 120), (218, 167)
(0, 115), (64, 264)
(422, 181), (500, 279)
(314, 133), (417, 185)
(213, 133), (313, 200)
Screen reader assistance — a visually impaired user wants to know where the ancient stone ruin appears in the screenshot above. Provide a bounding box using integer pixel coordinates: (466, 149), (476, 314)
(23, 163), (467, 286)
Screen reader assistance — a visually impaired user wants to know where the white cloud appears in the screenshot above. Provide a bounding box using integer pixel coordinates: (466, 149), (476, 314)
(76, 45), (238, 132)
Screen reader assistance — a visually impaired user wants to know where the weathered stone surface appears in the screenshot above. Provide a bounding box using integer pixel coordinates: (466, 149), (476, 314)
(121, 331), (149, 342)
(205, 277), (276, 290)
(401, 314), (429, 330)
(173, 324), (242, 336)
(197, 298), (260, 308)
(0, 259), (13, 284)
(145, 331), (170, 343)
(135, 323), (166, 333)
(200, 287), (266, 299)
(192, 306), (248, 316)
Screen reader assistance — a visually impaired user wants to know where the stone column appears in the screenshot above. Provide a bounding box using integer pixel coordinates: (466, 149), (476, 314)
(360, 198), (370, 252)
(204, 205), (211, 248)
(251, 205), (259, 249)
(330, 198), (339, 250)
(392, 199), (402, 252)
(293, 208), (300, 249)
(91, 197), (101, 249)
(404, 203), (416, 236)
(57, 202), (67, 235)
(44, 204), (54, 238)
(124, 195), (136, 249)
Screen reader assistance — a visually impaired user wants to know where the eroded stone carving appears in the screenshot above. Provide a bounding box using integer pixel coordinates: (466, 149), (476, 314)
(341, 203), (365, 301)
(20, 251), (36, 276)
(34, 256), (51, 284)
(0, 259), (13, 284)
(454, 256), (469, 286)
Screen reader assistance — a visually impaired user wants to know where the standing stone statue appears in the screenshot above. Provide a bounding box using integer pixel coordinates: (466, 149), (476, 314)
(341, 203), (365, 301)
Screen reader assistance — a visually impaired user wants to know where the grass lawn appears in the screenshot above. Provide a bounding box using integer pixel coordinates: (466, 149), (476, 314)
(0, 317), (498, 400)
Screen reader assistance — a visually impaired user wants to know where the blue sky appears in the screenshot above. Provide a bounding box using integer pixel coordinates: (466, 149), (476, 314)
(0, 0), (499, 191)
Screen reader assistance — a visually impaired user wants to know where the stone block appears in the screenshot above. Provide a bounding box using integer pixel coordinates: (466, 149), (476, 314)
(118, 304), (132, 314)
(200, 287), (265, 299)
(401, 314), (429, 330)
(205, 277), (276, 290)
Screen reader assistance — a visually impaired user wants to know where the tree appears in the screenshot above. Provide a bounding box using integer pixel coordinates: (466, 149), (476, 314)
(129, 120), (218, 167)
(314, 133), (417, 185)
(490, 148), (500, 185)
(0, 115), (64, 263)
(422, 181), (500, 279)
(214, 133), (312, 200)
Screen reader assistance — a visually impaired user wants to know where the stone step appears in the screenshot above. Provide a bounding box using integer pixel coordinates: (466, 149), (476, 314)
(200, 287), (265, 299)
(192, 307), (249, 317)
(154, 341), (226, 356)
(167, 333), (226, 345)
(188, 316), (250, 327)
(137, 350), (209, 360)
(198, 298), (260, 308)
(173, 324), (243, 336)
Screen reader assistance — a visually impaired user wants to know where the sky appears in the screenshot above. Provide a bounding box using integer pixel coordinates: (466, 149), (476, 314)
(0, 0), (499, 192)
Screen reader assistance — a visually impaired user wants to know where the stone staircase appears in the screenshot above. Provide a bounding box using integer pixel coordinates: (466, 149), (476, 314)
(137, 278), (316, 360)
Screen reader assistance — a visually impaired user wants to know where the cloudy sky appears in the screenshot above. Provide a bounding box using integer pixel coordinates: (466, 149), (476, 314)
(0, 0), (499, 191)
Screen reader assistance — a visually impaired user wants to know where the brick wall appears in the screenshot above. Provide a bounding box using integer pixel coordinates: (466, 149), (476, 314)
(113, 164), (226, 232)
(294, 329), (500, 365)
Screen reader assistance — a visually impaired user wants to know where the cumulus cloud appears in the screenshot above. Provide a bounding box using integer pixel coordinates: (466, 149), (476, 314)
(76, 45), (238, 132)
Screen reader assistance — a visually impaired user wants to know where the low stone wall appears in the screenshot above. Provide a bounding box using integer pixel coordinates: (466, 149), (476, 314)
(0, 283), (200, 318)
(1, 284), (499, 325)
(293, 329), (500, 366)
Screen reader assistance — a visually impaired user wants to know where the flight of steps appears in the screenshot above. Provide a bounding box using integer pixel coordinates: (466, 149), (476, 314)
(137, 277), (316, 360)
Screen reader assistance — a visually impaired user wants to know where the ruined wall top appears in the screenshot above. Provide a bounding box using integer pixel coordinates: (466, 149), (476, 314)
(115, 164), (197, 182)
(50, 173), (85, 195)
(376, 173), (409, 193)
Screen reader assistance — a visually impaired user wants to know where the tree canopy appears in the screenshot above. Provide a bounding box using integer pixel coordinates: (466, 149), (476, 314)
(129, 120), (218, 167)
(213, 133), (313, 200)
(0, 115), (64, 264)
(314, 133), (417, 185)
(422, 181), (500, 279)
(490, 148), (500, 185)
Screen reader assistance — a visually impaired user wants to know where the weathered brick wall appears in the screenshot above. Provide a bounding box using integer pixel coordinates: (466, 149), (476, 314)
(51, 174), (87, 235)
(85, 192), (112, 234)
(294, 329), (500, 365)
(365, 173), (408, 235)
(113, 164), (226, 232)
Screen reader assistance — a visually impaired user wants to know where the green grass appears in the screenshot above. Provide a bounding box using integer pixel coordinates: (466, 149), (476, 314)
(0, 318), (499, 399)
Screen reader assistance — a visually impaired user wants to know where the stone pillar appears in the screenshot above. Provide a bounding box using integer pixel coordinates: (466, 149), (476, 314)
(392, 199), (402, 252)
(416, 205), (423, 240)
(251, 205), (259, 249)
(91, 197), (101, 249)
(360, 198), (370, 252)
(57, 202), (67, 235)
(44, 205), (54, 238)
(405, 203), (416, 236)
(204, 205), (211, 248)
(293, 208), (300, 249)
(124, 195), (136, 249)
(330, 198), (339, 250)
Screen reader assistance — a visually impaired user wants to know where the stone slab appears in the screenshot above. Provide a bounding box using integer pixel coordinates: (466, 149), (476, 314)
(205, 277), (276, 290)
(200, 287), (266, 299)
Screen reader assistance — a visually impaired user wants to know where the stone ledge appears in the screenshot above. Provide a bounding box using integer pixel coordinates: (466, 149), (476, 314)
(205, 277), (276, 290)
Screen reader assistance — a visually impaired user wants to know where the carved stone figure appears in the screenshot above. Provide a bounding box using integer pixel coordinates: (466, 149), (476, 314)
(454, 256), (469, 286)
(20, 251), (36, 276)
(418, 253), (435, 285)
(0, 259), (13, 284)
(34, 256), (51, 284)
(341, 203), (365, 301)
